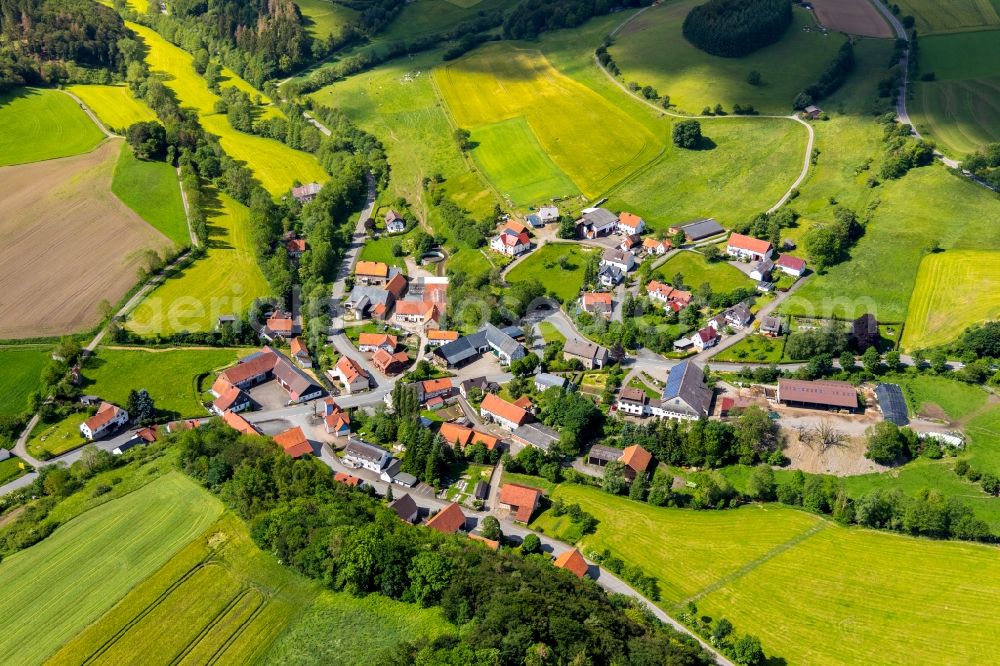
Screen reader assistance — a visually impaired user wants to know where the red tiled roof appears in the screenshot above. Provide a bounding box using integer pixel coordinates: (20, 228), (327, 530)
(334, 472), (363, 487)
(325, 410), (350, 432)
(553, 548), (589, 578)
(499, 231), (530, 247)
(428, 330), (459, 341)
(336, 356), (368, 384)
(83, 402), (122, 432)
(643, 237), (671, 250)
(286, 238), (307, 253)
(426, 502), (467, 534)
(421, 378), (453, 394)
(504, 220), (529, 235)
(472, 430), (500, 450)
(776, 254), (806, 271)
(481, 393), (528, 426)
(218, 348), (278, 388)
(468, 533), (500, 551)
(290, 337), (308, 357)
(778, 378), (858, 409)
(727, 233), (771, 255)
(696, 327), (718, 343)
(583, 292), (612, 306)
(618, 211), (643, 227)
(274, 426), (312, 458)
(513, 395), (533, 410)
(385, 273), (407, 299)
(266, 317), (293, 333)
(439, 422), (474, 447)
(621, 444), (653, 473)
(499, 483), (542, 522)
(213, 385), (246, 412)
(136, 426), (158, 442)
(359, 333), (397, 349)
(356, 261), (389, 278)
(222, 410), (259, 436)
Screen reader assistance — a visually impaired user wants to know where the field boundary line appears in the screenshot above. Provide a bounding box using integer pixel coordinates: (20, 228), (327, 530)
(593, 4), (815, 214)
(169, 587), (257, 666)
(176, 166), (199, 247)
(677, 518), (829, 608)
(202, 589), (269, 665)
(59, 89), (119, 139)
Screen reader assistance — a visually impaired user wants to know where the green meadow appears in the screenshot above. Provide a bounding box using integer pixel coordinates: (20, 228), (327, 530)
(506, 243), (596, 302)
(0, 88), (104, 165)
(609, 2), (846, 114)
(112, 144), (189, 245)
(0, 345), (49, 418)
(895, 0), (1000, 34)
(535, 483), (1000, 666)
(65, 84), (158, 133)
(0, 472), (222, 665)
(655, 250), (751, 293)
(296, 0), (359, 38)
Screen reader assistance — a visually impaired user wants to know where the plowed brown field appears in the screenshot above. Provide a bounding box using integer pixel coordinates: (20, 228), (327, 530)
(811, 0), (893, 38)
(0, 139), (171, 338)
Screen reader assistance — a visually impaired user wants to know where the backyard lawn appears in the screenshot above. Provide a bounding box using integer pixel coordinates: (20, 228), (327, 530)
(655, 251), (751, 294)
(506, 243), (595, 302)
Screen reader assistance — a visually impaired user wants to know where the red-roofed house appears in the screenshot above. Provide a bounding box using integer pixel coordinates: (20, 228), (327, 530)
(490, 229), (531, 257)
(425, 502), (467, 534)
(274, 426), (313, 458)
(499, 483), (542, 523)
(211, 385), (250, 415)
(775, 254), (807, 277)
(385, 273), (408, 300)
(222, 410), (260, 436)
(726, 233), (772, 262)
(286, 238), (307, 258)
(620, 444), (654, 481)
(393, 301), (441, 328)
(358, 333), (397, 353)
(439, 422), (475, 447)
(356, 261), (390, 284)
(581, 292), (613, 317)
(617, 211), (645, 235)
(646, 281), (692, 309)
(324, 398), (351, 437)
(334, 472), (364, 487)
(427, 330), (459, 347)
(332, 356), (370, 394)
(468, 533), (500, 551)
(373, 349), (409, 375)
(480, 393), (529, 430)
(418, 378), (453, 403)
(290, 337), (312, 368)
(553, 548), (589, 578)
(80, 402), (129, 440)
(642, 237), (671, 255)
(692, 326), (719, 352)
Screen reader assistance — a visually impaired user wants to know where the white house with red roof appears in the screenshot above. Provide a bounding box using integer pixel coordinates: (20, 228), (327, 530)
(80, 402), (129, 440)
(332, 356), (370, 394)
(775, 254), (807, 277)
(617, 211), (645, 235)
(726, 233), (772, 262)
(642, 237), (671, 255)
(691, 326), (719, 352)
(490, 228), (531, 256)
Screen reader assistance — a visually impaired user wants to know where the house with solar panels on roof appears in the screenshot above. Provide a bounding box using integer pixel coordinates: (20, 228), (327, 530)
(613, 361), (713, 421)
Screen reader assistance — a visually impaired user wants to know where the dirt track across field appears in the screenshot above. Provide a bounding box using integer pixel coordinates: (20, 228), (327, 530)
(810, 0), (894, 38)
(0, 139), (172, 338)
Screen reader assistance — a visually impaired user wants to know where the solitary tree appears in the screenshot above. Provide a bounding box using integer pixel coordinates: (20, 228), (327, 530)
(480, 515), (503, 541)
(521, 533), (541, 553)
(672, 119), (702, 149)
(746, 70), (762, 86)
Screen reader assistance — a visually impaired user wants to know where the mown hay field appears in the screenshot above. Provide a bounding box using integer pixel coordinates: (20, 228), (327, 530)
(127, 22), (328, 194)
(296, 0), (359, 38)
(901, 250), (1000, 350)
(436, 44), (662, 199)
(49, 512), (312, 666)
(896, 0), (1000, 34)
(912, 30), (1000, 156)
(0, 88), (105, 165)
(0, 140), (173, 339)
(0, 345), (48, 417)
(65, 84), (158, 133)
(610, 2), (847, 114)
(470, 117), (580, 205)
(538, 483), (1000, 666)
(127, 192), (271, 334)
(112, 143), (189, 245)
(0, 472), (222, 665)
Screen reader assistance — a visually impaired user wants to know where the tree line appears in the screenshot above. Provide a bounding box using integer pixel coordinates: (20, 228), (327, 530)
(174, 423), (715, 665)
(503, 0), (651, 40)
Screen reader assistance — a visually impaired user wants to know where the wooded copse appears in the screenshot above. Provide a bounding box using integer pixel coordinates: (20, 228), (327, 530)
(682, 0), (792, 58)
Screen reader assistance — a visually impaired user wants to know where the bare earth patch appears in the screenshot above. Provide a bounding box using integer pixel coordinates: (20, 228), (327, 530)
(0, 140), (171, 338)
(810, 0), (894, 38)
(778, 407), (887, 475)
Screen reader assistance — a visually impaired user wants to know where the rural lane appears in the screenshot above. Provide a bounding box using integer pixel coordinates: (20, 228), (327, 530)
(59, 89), (117, 138)
(175, 166), (199, 247)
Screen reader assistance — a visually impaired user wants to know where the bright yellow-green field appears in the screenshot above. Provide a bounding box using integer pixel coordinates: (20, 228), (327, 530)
(0, 472), (222, 666)
(901, 250), (1000, 350)
(0, 88), (105, 165)
(128, 192), (271, 334)
(537, 484), (1000, 666)
(66, 84), (157, 133)
(127, 22), (327, 194)
(435, 43), (662, 198)
(913, 76), (1000, 155)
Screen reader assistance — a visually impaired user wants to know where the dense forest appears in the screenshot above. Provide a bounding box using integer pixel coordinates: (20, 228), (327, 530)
(682, 0), (792, 58)
(176, 424), (716, 665)
(0, 0), (132, 90)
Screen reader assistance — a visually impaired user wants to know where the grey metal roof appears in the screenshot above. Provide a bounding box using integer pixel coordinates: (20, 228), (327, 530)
(512, 422), (560, 451)
(662, 361), (712, 417)
(761, 315), (782, 332)
(345, 439), (390, 463)
(583, 208), (617, 228)
(485, 323), (524, 358)
(535, 373), (566, 389)
(602, 247), (632, 264)
(588, 444), (623, 462)
(435, 336), (480, 365)
(563, 338), (608, 363)
(394, 473), (418, 487)
(875, 384), (909, 426)
(436, 324), (524, 365)
(389, 493), (417, 520)
(347, 285), (392, 307)
(268, 347), (323, 398)
(727, 303), (752, 322)
(680, 218), (725, 240)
